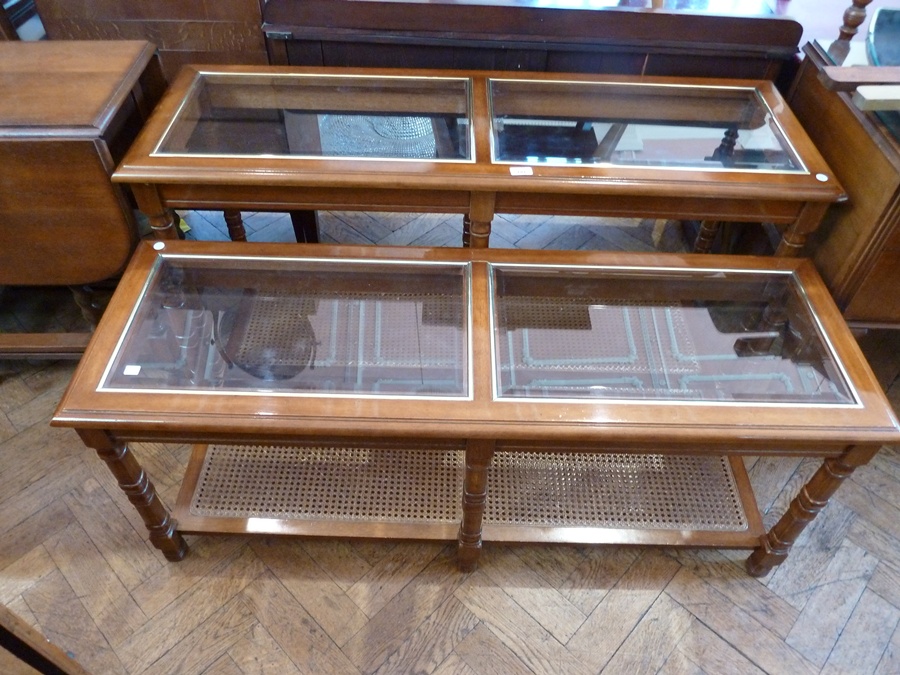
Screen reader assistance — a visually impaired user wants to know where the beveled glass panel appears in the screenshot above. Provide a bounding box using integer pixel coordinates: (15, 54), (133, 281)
(489, 79), (803, 171)
(154, 72), (473, 161)
(491, 264), (854, 404)
(102, 256), (470, 398)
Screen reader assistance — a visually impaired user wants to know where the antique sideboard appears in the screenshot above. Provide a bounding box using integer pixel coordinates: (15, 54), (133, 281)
(263, 0), (803, 87)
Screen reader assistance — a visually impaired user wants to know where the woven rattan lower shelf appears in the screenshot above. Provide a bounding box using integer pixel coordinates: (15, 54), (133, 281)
(173, 443), (764, 548)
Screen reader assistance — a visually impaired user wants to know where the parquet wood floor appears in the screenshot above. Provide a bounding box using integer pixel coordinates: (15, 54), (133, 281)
(2, 211), (900, 674)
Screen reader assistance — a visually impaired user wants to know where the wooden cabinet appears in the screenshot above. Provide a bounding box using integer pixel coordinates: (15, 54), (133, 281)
(262, 0), (803, 85)
(32, 0), (268, 82)
(0, 40), (165, 357)
(786, 40), (900, 327)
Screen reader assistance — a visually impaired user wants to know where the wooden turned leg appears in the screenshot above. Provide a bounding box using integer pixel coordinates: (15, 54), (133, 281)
(78, 430), (187, 561)
(467, 192), (495, 249)
(223, 209), (248, 242)
(693, 220), (721, 253)
(775, 201), (830, 258)
(774, 232), (807, 258)
(746, 452), (865, 577)
(838, 0), (874, 41)
(131, 184), (178, 241)
(467, 219), (491, 249)
(458, 440), (494, 572)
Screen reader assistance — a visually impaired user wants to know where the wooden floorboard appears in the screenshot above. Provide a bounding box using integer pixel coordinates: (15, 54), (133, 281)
(2, 211), (900, 673)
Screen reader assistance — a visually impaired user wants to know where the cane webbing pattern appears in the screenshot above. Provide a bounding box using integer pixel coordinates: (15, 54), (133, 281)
(190, 444), (465, 523)
(229, 292), (317, 375)
(484, 452), (748, 531)
(216, 289), (466, 394)
(189, 444), (748, 533)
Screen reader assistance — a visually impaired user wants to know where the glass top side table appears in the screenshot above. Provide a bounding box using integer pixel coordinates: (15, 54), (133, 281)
(114, 66), (842, 253)
(53, 241), (900, 574)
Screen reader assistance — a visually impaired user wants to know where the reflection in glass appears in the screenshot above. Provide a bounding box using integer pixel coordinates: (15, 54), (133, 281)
(155, 73), (472, 161)
(868, 8), (900, 67)
(491, 265), (854, 403)
(103, 257), (470, 397)
(489, 79), (803, 171)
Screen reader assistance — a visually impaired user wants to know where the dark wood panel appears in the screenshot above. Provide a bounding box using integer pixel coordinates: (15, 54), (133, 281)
(34, 0), (264, 22)
(39, 18), (265, 52)
(34, 0), (270, 80)
(321, 41), (548, 72)
(264, 0), (802, 49)
(264, 0), (802, 82)
(844, 198), (900, 323)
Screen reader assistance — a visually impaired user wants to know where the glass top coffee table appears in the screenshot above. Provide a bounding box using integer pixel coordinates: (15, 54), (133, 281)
(114, 66), (843, 254)
(53, 241), (900, 574)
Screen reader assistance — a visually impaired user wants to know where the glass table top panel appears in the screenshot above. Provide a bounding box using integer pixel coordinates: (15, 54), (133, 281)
(491, 264), (855, 404)
(488, 79), (804, 171)
(101, 256), (471, 398)
(154, 73), (473, 161)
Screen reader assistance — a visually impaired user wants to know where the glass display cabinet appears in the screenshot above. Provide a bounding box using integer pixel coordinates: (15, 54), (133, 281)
(53, 241), (900, 574)
(114, 66), (842, 254)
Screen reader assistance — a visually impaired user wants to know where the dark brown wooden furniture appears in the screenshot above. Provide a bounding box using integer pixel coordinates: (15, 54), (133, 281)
(32, 0), (269, 82)
(113, 65), (843, 256)
(51, 241), (900, 575)
(0, 40), (165, 358)
(786, 38), (900, 328)
(262, 0), (803, 87)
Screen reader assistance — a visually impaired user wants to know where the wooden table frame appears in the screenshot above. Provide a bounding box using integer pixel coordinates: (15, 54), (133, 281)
(52, 242), (900, 575)
(114, 66), (844, 256)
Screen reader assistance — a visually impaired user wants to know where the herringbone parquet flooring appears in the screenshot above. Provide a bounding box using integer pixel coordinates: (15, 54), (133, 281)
(3, 211), (900, 674)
